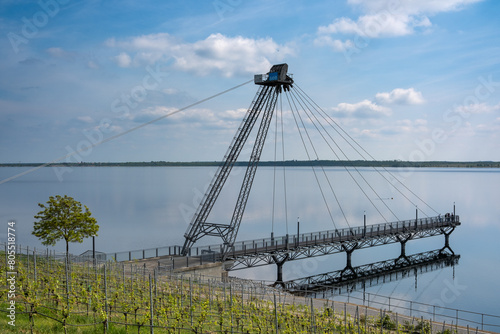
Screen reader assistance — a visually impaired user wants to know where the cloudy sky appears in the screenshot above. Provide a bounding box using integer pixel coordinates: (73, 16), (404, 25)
(1, 0), (499, 163)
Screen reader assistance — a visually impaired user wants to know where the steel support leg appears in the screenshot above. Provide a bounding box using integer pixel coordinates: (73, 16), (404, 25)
(272, 254), (289, 287)
(340, 243), (358, 278)
(439, 227), (455, 255)
(395, 234), (412, 264)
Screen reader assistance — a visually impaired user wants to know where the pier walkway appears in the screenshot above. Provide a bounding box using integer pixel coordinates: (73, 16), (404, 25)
(109, 215), (459, 283)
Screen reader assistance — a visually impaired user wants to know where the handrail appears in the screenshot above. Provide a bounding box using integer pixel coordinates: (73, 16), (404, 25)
(189, 215), (460, 258)
(99, 215), (459, 262)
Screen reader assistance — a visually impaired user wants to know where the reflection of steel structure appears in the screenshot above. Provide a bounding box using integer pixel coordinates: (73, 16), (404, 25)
(283, 249), (460, 297)
(181, 64), (293, 257)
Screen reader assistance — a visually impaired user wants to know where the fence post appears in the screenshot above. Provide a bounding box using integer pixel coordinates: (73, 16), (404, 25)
(5, 243), (7, 282)
(230, 282), (234, 334)
(189, 277), (193, 327)
(27, 246), (29, 279)
(149, 274), (154, 334)
(365, 306), (368, 334)
(345, 303), (347, 334)
(104, 264), (109, 331)
(33, 249), (37, 283)
(356, 305), (360, 334)
(380, 309), (383, 334)
(154, 268), (157, 298)
(65, 256), (69, 310)
(274, 293), (279, 334)
(241, 283), (244, 312)
(311, 298), (315, 334)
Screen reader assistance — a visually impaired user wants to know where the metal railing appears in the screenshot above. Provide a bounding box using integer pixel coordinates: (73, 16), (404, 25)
(103, 215), (459, 262)
(108, 245), (183, 262)
(188, 215), (460, 259)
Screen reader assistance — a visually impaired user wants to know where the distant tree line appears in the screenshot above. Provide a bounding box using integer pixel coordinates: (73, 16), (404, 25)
(1, 160), (500, 168)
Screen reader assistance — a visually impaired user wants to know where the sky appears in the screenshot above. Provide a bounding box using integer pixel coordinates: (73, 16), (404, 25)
(1, 0), (500, 163)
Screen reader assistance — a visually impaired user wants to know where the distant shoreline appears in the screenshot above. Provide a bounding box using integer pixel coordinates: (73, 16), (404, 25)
(1, 160), (499, 168)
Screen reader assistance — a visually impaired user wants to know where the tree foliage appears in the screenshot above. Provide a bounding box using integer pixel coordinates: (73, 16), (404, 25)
(33, 195), (99, 258)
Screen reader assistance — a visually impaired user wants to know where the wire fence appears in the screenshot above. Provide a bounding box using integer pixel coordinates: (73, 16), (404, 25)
(1, 242), (498, 333)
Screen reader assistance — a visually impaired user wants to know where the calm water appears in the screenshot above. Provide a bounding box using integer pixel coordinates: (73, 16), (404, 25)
(1, 166), (499, 318)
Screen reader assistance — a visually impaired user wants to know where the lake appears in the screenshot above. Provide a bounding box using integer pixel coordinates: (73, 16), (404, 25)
(1, 166), (499, 323)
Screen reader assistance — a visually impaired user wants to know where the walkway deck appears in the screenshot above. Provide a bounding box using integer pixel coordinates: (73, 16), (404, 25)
(189, 215), (460, 271)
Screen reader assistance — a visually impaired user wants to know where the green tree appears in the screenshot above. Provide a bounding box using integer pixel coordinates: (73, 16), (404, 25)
(33, 195), (99, 262)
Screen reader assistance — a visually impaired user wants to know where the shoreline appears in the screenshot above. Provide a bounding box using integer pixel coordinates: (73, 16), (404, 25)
(1, 160), (500, 168)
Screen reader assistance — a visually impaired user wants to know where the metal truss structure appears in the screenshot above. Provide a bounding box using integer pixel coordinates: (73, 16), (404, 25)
(181, 64), (293, 257)
(282, 249), (460, 297)
(185, 216), (460, 284)
(223, 217), (459, 278)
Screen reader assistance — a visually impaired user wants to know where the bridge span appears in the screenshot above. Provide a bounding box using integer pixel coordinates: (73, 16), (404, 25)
(187, 214), (460, 283)
(109, 214), (459, 286)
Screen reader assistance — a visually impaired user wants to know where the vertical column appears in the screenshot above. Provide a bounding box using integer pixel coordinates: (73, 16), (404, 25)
(340, 243), (358, 279)
(439, 227), (455, 255)
(272, 254), (289, 286)
(395, 234), (411, 264)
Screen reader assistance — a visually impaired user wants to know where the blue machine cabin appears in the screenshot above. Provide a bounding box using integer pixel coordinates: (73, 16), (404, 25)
(254, 63), (293, 89)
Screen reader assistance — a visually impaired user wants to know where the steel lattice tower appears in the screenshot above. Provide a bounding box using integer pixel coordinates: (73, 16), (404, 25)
(181, 64), (293, 257)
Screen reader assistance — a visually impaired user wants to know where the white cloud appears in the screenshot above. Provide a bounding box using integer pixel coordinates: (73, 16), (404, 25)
(332, 99), (391, 118)
(329, 88), (424, 121)
(87, 60), (99, 69)
(317, 13), (420, 38)
(313, 35), (355, 52)
(347, 0), (482, 15)
(316, 0), (482, 49)
(131, 106), (177, 123)
(375, 88), (425, 105)
(76, 116), (94, 123)
(454, 102), (500, 115)
(46, 47), (75, 59)
(96, 122), (122, 134)
(395, 118), (428, 133)
(114, 52), (132, 68)
(107, 33), (294, 77)
(163, 88), (179, 95)
(351, 118), (429, 139)
(131, 106), (247, 132)
(220, 108), (247, 120)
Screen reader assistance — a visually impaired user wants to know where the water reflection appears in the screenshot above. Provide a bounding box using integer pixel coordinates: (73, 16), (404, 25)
(284, 249), (460, 298)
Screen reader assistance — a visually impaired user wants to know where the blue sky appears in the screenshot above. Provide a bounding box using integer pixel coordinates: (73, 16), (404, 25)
(1, 0), (499, 163)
